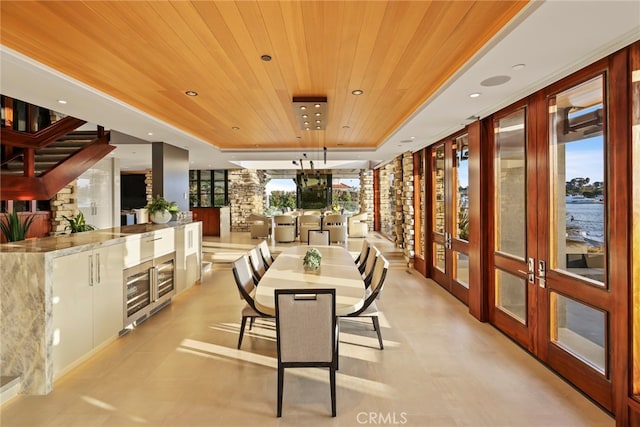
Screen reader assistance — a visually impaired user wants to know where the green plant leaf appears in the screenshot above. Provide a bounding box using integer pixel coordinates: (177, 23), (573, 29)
(0, 211), (36, 242)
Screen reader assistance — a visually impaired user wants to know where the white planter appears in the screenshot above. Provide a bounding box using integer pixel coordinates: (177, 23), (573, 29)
(150, 210), (172, 224)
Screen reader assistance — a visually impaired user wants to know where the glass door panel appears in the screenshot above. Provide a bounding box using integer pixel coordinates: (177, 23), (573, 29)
(550, 292), (606, 374)
(454, 135), (470, 241)
(433, 242), (446, 273)
(495, 110), (527, 259)
(430, 134), (471, 303)
(433, 146), (446, 235)
(454, 251), (469, 289)
(549, 75), (606, 285)
(495, 269), (527, 324)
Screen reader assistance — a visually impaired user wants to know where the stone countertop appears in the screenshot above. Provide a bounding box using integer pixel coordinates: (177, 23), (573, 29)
(0, 221), (199, 254)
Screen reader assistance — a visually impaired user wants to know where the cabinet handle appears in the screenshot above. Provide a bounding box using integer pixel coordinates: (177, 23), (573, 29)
(96, 253), (101, 284)
(89, 254), (94, 286)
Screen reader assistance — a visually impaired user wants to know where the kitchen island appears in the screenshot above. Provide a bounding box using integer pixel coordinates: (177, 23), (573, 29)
(0, 221), (202, 396)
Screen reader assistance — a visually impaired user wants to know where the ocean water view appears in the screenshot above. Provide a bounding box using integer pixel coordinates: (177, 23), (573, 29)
(566, 202), (604, 246)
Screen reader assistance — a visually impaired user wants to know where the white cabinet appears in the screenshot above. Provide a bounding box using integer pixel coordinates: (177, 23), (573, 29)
(77, 157), (119, 229)
(123, 228), (175, 268)
(51, 243), (124, 377)
(175, 222), (202, 294)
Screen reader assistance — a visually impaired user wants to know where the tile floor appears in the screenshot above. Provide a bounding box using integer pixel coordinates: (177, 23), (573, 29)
(0, 232), (614, 426)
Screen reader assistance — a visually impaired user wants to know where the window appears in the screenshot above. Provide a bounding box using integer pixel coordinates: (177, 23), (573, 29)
(189, 170), (228, 207)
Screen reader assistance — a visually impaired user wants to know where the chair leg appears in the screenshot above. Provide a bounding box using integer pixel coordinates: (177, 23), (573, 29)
(277, 365), (284, 417)
(330, 366), (336, 417)
(238, 316), (248, 349)
(371, 316), (384, 350)
(249, 317), (255, 330)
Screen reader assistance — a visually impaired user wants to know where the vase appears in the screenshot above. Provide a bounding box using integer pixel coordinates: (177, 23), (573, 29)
(303, 264), (320, 274)
(150, 210), (172, 224)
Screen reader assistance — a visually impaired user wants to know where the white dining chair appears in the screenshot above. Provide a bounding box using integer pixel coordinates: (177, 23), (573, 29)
(361, 245), (380, 287)
(232, 255), (273, 349)
(248, 247), (266, 282)
(258, 240), (275, 269)
(308, 229), (330, 246)
(340, 255), (389, 349)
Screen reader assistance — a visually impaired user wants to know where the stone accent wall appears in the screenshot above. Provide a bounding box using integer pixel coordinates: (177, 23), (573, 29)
(401, 151), (415, 268)
(393, 156), (403, 249)
(359, 169), (374, 230)
(378, 163), (393, 240)
(49, 181), (77, 235)
(145, 169), (153, 205)
(229, 169), (266, 232)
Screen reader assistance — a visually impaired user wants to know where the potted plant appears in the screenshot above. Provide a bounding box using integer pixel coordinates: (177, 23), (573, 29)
(303, 247), (322, 273)
(146, 194), (179, 224)
(0, 210), (35, 242)
(62, 212), (96, 233)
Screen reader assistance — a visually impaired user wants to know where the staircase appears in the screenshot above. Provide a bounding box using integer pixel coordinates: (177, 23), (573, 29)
(1, 115), (115, 200)
(3, 131), (99, 176)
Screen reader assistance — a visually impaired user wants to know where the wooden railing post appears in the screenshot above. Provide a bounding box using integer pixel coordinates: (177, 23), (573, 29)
(24, 148), (35, 177)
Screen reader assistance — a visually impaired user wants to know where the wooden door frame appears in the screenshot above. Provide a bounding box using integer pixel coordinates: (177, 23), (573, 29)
(413, 150), (427, 276)
(486, 101), (538, 352)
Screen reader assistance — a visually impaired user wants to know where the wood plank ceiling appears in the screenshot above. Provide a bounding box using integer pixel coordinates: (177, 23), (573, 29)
(0, 1), (527, 152)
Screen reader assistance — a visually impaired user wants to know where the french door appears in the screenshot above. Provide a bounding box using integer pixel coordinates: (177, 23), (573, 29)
(430, 133), (470, 304)
(489, 70), (619, 410)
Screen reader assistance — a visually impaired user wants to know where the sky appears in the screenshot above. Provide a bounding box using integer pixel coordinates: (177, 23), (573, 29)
(266, 178), (360, 194)
(564, 135), (604, 183)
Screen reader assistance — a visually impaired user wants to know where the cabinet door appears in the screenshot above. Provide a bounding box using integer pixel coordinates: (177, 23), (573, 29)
(176, 224), (201, 293)
(77, 158), (114, 230)
(52, 252), (93, 375)
(93, 244), (124, 346)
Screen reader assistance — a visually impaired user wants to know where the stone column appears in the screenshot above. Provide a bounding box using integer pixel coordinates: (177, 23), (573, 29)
(144, 169), (153, 205)
(229, 169), (266, 232)
(379, 164), (392, 239)
(359, 169), (374, 230)
(49, 181), (77, 235)
(393, 156), (403, 249)
(402, 151), (415, 268)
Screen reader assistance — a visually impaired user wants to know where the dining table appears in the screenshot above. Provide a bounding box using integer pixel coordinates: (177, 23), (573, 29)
(254, 245), (366, 316)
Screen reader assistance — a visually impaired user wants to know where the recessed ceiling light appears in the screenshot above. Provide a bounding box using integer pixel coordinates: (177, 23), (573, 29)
(469, 92), (481, 98)
(342, 125), (350, 129)
(351, 89), (364, 95)
(232, 126), (240, 130)
(410, 136), (416, 140)
(147, 132), (153, 136)
(261, 54), (272, 62)
(57, 99), (67, 104)
(185, 90), (198, 96)
(512, 63), (526, 71)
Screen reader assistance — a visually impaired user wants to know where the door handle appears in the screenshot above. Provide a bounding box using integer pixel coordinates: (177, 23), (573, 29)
(517, 257), (535, 283)
(537, 260), (546, 288)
